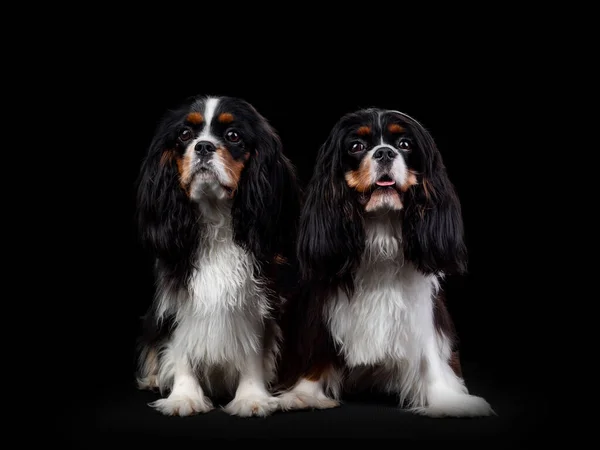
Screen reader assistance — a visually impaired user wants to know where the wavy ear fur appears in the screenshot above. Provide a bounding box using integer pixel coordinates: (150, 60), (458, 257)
(401, 123), (467, 275)
(278, 126), (364, 389)
(135, 110), (201, 290)
(296, 126), (365, 295)
(231, 119), (301, 265)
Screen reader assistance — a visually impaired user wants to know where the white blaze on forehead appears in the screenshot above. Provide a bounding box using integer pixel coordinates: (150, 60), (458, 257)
(183, 97), (222, 160)
(196, 97), (221, 144)
(202, 97), (220, 130)
(184, 97), (235, 196)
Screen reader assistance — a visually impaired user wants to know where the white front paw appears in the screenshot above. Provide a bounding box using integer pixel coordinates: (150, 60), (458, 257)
(278, 391), (340, 411)
(150, 394), (214, 416)
(412, 393), (496, 418)
(223, 393), (279, 417)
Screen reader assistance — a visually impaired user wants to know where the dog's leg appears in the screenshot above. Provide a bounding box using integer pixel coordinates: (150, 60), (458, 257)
(278, 367), (341, 411)
(136, 306), (173, 391)
(223, 348), (280, 417)
(408, 334), (495, 418)
(149, 347), (214, 416)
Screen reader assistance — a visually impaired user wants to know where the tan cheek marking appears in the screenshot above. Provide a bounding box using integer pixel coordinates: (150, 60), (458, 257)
(400, 170), (418, 192)
(345, 157), (373, 192)
(176, 152), (194, 194)
(357, 126), (371, 136)
(218, 112), (234, 123)
(388, 124), (405, 133)
(216, 147), (246, 190)
(186, 112), (203, 124)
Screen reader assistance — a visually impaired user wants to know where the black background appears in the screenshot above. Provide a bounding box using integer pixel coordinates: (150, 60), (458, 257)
(59, 33), (552, 443)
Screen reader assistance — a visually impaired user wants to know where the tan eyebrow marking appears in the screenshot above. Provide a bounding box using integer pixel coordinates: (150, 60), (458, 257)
(186, 112), (203, 124)
(218, 113), (234, 123)
(388, 124), (405, 133)
(357, 126), (371, 136)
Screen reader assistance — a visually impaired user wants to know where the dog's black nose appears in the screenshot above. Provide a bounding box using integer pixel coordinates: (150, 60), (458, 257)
(195, 141), (216, 155)
(373, 147), (397, 162)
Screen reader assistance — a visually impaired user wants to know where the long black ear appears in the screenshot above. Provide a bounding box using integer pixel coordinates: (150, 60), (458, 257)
(296, 127), (365, 295)
(135, 111), (201, 289)
(401, 124), (468, 276)
(231, 119), (301, 265)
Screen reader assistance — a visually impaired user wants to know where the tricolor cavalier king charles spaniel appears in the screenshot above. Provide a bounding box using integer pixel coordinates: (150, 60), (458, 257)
(135, 95), (301, 417)
(277, 108), (495, 418)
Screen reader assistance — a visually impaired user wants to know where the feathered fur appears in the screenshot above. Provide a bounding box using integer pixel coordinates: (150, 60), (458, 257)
(277, 108), (494, 418)
(135, 95), (301, 417)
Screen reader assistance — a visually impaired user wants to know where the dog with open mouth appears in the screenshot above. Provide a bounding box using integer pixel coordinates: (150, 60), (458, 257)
(277, 108), (494, 418)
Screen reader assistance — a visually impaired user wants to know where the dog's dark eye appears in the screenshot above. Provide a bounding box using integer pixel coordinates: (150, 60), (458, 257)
(226, 130), (241, 143)
(399, 138), (412, 150)
(350, 142), (366, 153)
(179, 129), (193, 142)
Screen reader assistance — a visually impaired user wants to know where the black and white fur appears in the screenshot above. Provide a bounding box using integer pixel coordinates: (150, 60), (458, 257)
(135, 95), (300, 417)
(277, 108), (495, 418)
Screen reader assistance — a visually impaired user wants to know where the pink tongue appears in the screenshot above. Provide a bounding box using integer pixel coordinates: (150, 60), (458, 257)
(376, 180), (396, 186)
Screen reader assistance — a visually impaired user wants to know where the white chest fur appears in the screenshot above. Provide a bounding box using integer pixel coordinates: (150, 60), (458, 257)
(324, 216), (439, 368)
(168, 211), (270, 371)
(290, 218), (495, 418)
